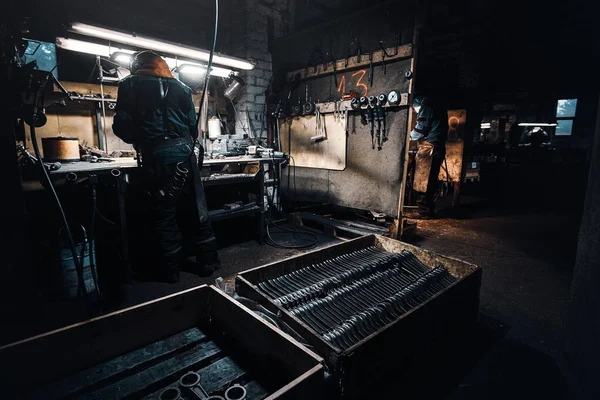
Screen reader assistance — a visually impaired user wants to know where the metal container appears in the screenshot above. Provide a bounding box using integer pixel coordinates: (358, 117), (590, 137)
(236, 235), (482, 399)
(0, 286), (324, 399)
(41, 136), (80, 162)
(42, 226), (98, 300)
(223, 76), (245, 101)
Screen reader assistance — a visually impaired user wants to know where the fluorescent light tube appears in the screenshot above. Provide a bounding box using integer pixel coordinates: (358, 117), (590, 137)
(56, 37), (134, 58)
(69, 22), (254, 70)
(57, 38), (232, 77)
(178, 64), (231, 78)
(518, 123), (558, 127)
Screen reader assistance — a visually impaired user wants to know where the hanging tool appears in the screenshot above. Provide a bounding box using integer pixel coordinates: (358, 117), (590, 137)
(374, 104), (381, 150)
(359, 96), (369, 125)
(303, 82), (315, 115)
(345, 107), (350, 136)
(378, 93), (388, 145)
(367, 97), (376, 150)
(311, 107), (326, 142)
(375, 93), (387, 151)
(368, 53), (374, 87)
(379, 41), (397, 76)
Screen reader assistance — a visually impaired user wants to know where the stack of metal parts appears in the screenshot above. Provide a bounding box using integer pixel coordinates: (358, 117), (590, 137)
(257, 247), (456, 350)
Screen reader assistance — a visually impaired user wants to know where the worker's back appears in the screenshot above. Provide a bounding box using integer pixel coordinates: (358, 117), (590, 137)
(113, 52), (197, 164)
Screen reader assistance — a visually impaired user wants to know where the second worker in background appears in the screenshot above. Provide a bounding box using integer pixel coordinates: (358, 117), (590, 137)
(113, 50), (219, 283)
(410, 94), (448, 219)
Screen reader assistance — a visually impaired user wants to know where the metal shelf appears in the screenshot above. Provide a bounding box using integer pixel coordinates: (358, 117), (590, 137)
(208, 204), (262, 222)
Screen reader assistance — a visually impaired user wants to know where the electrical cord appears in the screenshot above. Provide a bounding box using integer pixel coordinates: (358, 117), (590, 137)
(96, 207), (116, 225)
(192, 0), (219, 150)
(89, 185), (100, 295)
(264, 159), (318, 249)
(30, 73), (90, 307)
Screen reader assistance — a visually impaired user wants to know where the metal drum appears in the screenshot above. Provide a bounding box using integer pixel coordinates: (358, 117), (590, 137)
(43, 225), (98, 301)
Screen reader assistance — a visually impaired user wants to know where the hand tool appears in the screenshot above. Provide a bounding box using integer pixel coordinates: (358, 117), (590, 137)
(368, 96), (376, 149)
(368, 53), (374, 87)
(311, 107), (326, 142)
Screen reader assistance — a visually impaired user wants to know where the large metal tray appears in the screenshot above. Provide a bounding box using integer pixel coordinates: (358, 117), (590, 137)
(0, 285), (324, 399)
(236, 235), (482, 398)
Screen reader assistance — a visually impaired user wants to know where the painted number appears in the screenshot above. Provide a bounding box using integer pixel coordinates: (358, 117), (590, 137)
(337, 70), (368, 97)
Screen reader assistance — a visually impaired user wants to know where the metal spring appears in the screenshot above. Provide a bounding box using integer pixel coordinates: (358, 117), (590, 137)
(167, 162), (189, 199)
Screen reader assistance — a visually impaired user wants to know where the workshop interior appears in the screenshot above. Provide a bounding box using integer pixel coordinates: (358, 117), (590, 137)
(1, 0), (599, 399)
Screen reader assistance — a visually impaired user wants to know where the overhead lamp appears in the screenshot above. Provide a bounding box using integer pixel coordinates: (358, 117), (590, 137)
(57, 38), (233, 77)
(111, 52), (133, 65)
(518, 122), (558, 127)
(480, 123), (491, 128)
(178, 64), (233, 78)
(69, 22), (254, 70)
(56, 37), (133, 58)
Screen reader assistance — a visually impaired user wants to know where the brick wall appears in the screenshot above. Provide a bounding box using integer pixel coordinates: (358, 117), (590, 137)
(229, 0), (292, 138)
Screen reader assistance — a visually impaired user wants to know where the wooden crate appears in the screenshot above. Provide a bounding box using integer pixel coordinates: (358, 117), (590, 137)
(236, 235), (482, 399)
(0, 285), (324, 399)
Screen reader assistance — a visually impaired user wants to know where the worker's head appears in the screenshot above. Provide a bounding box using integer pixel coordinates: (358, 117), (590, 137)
(130, 50), (174, 78)
(412, 94), (428, 113)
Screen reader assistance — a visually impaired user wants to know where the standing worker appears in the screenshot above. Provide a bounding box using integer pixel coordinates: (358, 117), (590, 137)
(410, 94), (448, 219)
(113, 50), (219, 283)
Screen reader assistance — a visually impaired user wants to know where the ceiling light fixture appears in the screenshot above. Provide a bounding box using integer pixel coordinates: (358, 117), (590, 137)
(56, 38), (233, 77)
(518, 123), (558, 127)
(69, 22), (254, 70)
(111, 52), (133, 65)
(178, 64), (232, 78)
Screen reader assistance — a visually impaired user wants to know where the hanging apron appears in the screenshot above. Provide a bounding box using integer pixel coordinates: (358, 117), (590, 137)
(413, 139), (434, 194)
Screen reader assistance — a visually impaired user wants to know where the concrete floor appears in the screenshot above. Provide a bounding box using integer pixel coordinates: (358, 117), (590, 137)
(2, 203), (578, 399)
(407, 201), (578, 399)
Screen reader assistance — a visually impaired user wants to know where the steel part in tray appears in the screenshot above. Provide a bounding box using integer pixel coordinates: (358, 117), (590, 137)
(256, 248), (457, 350)
(321, 267), (455, 349)
(0, 286), (324, 400)
(236, 235), (482, 399)
(258, 246), (392, 302)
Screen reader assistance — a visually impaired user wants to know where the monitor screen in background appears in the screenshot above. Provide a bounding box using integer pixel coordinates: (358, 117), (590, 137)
(24, 39), (58, 79)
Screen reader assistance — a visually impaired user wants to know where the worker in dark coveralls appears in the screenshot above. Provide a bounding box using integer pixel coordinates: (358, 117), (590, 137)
(113, 51), (219, 283)
(410, 95), (448, 219)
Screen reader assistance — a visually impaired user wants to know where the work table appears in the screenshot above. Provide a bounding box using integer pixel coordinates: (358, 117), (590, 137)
(47, 156), (282, 176)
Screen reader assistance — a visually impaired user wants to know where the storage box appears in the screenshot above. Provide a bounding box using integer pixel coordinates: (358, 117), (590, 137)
(0, 285), (324, 399)
(236, 235), (482, 398)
